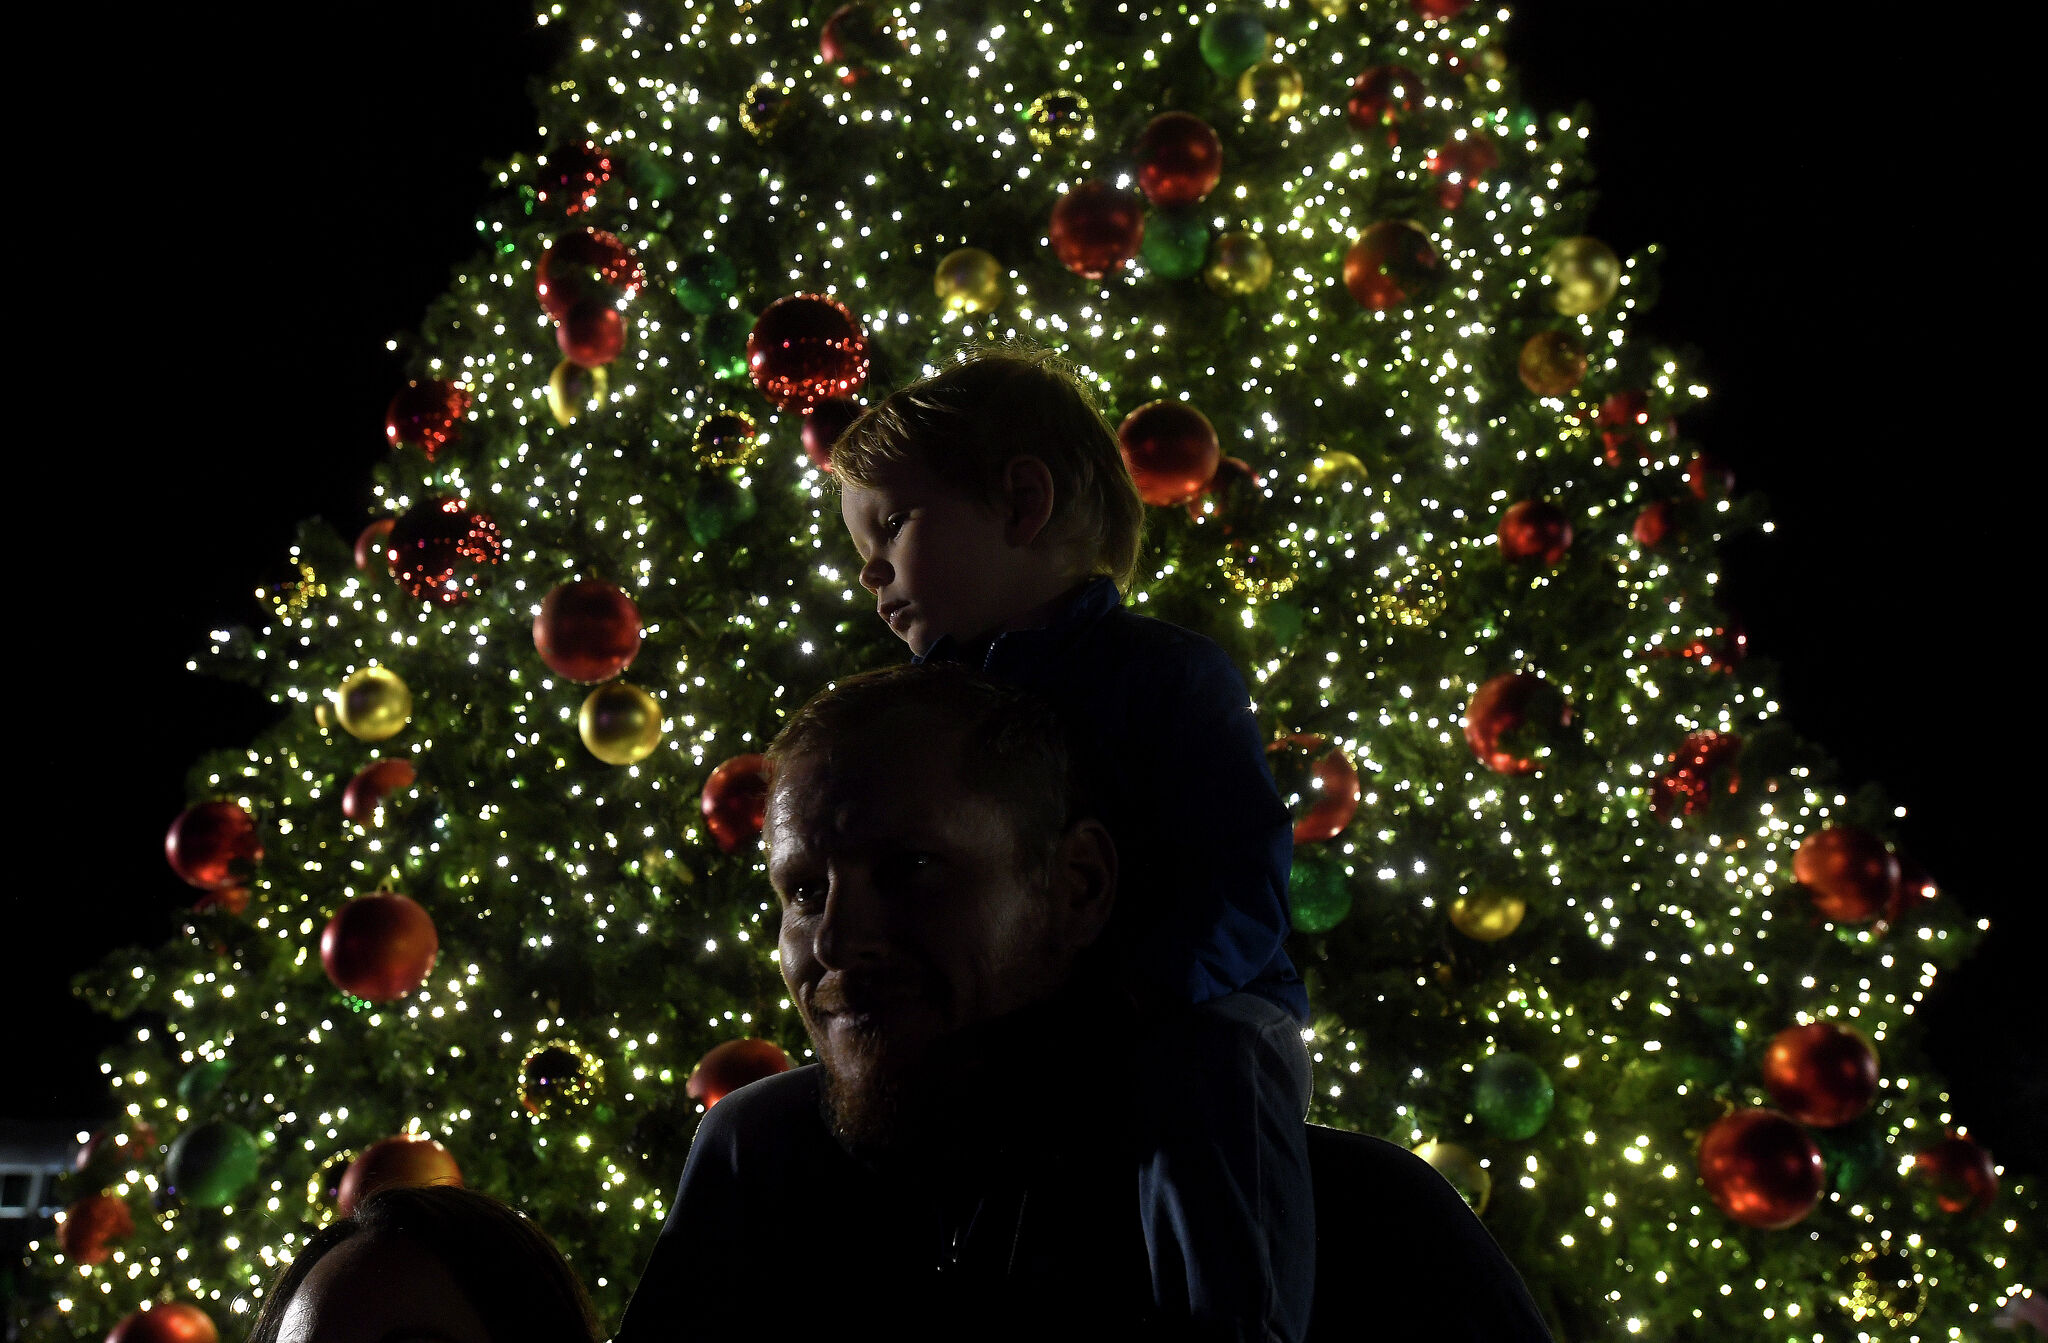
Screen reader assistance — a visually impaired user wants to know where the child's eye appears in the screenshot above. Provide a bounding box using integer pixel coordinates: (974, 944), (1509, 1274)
(883, 513), (907, 539)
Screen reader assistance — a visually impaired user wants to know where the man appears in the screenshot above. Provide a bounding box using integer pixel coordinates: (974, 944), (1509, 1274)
(615, 665), (1551, 1342)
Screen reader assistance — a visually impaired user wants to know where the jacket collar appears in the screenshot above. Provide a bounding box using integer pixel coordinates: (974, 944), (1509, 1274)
(911, 576), (1122, 676)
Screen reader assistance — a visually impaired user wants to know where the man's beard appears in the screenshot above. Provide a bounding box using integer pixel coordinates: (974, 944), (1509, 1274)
(817, 1024), (958, 1163)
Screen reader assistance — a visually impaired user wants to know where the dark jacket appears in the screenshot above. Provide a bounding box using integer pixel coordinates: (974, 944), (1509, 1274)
(615, 987), (1161, 1343)
(614, 1065), (1555, 1343)
(918, 577), (1308, 1021)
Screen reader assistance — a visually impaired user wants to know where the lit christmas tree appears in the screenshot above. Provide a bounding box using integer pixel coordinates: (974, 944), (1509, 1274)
(21, 1), (2040, 1340)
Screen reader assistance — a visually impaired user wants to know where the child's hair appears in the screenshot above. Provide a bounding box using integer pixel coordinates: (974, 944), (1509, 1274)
(244, 1185), (600, 1343)
(831, 343), (1146, 592)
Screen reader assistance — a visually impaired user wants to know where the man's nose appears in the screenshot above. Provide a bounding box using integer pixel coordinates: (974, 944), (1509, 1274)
(813, 874), (888, 968)
(858, 555), (891, 593)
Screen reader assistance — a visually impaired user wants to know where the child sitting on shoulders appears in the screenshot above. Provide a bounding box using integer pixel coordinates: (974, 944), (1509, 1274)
(831, 343), (1313, 1343)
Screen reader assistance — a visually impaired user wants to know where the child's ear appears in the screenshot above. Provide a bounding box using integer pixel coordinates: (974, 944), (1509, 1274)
(1001, 456), (1057, 548)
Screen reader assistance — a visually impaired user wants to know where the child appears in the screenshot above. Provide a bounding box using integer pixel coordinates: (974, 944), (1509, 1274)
(832, 344), (1313, 1343)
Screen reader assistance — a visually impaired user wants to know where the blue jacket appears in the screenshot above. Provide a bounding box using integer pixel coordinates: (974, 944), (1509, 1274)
(918, 577), (1308, 1021)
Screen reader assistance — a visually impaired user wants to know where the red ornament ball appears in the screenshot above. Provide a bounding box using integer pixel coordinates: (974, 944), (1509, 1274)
(1595, 389), (1672, 465)
(1697, 1108), (1825, 1230)
(336, 1135), (462, 1218)
(1050, 181), (1146, 280)
(687, 1037), (794, 1108)
(1464, 672), (1571, 775)
(703, 753), (771, 854)
(1343, 220), (1437, 310)
(320, 892), (438, 1002)
(1886, 854), (1939, 927)
(1650, 730), (1741, 820)
(193, 887), (249, 917)
(1267, 734), (1361, 844)
(536, 140), (610, 215)
(387, 496), (504, 605)
(1346, 65), (1425, 142)
(1761, 1021), (1879, 1128)
(803, 396), (863, 471)
(1793, 825), (1899, 924)
(384, 381), (471, 460)
(106, 1303), (219, 1343)
(1496, 499), (1573, 565)
(536, 228), (644, 320)
(1118, 400), (1220, 507)
(534, 580), (643, 684)
(341, 757), (417, 826)
(1427, 135), (1499, 208)
(1632, 500), (1675, 548)
(557, 300), (627, 368)
(1686, 449), (1735, 501)
(819, 2), (896, 82)
(1133, 112), (1223, 208)
(165, 801), (261, 891)
(1914, 1135), (1998, 1215)
(354, 518), (395, 572)
(747, 294), (871, 412)
(58, 1192), (134, 1265)
(1412, 0), (1471, 17)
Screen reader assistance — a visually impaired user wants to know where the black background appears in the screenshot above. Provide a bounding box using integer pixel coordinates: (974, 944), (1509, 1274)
(12, 1), (2036, 1180)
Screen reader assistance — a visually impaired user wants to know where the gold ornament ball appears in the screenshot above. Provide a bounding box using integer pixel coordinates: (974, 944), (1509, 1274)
(546, 358), (609, 427)
(520, 1039), (604, 1119)
(1372, 560), (1446, 628)
(1026, 90), (1092, 151)
(1517, 330), (1586, 398)
(314, 702), (333, 730)
(1413, 1140), (1491, 1215)
(1448, 890), (1527, 941)
(1236, 60), (1304, 121)
(1306, 450), (1368, 489)
(580, 680), (663, 765)
(1204, 232), (1274, 295)
(336, 666), (413, 742)
(1542, 236), (1621, 316)
(1838, 1246), (1926, 1326)
(739, 81), (793, 140)
(693, 410), (760, 468)
(1304, 0), (1348, 16)
(934, 247), (1004, 313)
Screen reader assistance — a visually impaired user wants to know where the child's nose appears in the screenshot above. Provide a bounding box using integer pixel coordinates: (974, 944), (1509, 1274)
(858, 556), (891, 591)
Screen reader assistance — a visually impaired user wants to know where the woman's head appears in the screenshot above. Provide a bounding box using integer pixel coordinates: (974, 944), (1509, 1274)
(246, 1185), (598, 1343)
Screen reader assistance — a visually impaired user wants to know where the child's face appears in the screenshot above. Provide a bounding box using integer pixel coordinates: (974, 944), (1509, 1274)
(839, 459), (1030, 656)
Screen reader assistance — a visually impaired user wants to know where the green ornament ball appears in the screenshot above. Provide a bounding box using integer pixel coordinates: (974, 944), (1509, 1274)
(686, 469), (760, 549)
(1817, 1121), (1888, 1199)
(675, 251), (738, 317)
(1140, 208), (1209, 280)
(176, 1058), (233, 1106)
(165, 1120), (261, 1208)
(1472, 1052), (1554, 1140)
(701, 308), (752, 381)
(1289, 857), (1353, 934)
(1200, 9), (1269, 81)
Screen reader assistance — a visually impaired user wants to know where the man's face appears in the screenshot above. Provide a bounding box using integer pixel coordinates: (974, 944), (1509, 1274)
(769, 727), (1074, 1142)
(839, 459), (1030, 657)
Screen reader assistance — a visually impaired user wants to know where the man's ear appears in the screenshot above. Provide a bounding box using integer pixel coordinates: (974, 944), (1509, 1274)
(1048, 817), (1117, 951)
(1000, 455), (1057, 548)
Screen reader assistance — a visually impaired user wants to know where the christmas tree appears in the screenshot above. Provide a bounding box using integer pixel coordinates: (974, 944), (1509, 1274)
(20, 1), (2040, 1339)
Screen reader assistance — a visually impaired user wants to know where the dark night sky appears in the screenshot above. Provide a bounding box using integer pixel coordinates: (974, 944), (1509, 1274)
(13, 2), (2036, 1177)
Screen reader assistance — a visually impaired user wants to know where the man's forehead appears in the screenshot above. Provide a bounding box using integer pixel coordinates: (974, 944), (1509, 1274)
(766, 733), (972, 844)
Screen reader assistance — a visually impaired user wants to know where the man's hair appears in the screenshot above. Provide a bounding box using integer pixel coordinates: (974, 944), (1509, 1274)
(244, 1185), (599, 1343)
(830, 343), (1146, 593)
(767, 663), (1092, 878)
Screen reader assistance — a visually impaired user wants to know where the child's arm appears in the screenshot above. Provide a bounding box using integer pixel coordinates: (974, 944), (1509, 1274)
(1119, 633), (1300, 1013)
